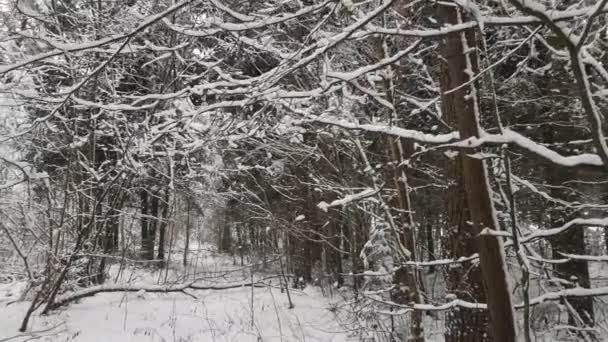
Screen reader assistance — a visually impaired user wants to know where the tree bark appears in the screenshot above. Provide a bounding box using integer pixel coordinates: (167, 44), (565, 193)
(147, 191), (159, 261)
(105, 207), (119, 253)
(425, 209), (435, 273)
(438, 5), (516, 342)
(140, 190), (150, 260)
(220, 218), (232, 253)
(386, 137), (425, 342)
(183, 199), (191, 267)
(157, 189), (170, 261)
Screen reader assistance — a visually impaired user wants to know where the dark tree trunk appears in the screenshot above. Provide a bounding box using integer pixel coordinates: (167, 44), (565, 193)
(299, 185), (321, 283)
(605, 227), (608, 255)
(385, 137), (425, 341)
(237, 224), (244, 266)
(439, 7), (491, 341)
(157, 189), (170, 261)
(220, 220), (232, 253)
(349, 208), (366, 294)
(444, 144), (490, 342)
(183, 199), (191, 267)
(303, 238), (313, 283)
(332, 221), (344, 287)
(426, 209), (435, 273)
(249, 224), (256, 263)
(104, 207), (119, 253)
(140, 190), (150, 259)
(145, 191), (159, 261)
(438, 4), (516, 342)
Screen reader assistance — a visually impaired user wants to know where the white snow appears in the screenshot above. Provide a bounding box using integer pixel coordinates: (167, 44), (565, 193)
(0, 249), (352, 342)
(1, 285), (350, 342)
(318, 188), (377, 212)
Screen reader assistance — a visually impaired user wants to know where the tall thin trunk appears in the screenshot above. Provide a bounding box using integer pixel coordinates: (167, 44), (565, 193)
(157, 189), (170, 261)
(140, 190), (150, 259)
(221, 218), (232, 253)
(236, 224), (244, 266)
(183, 199), (191, 267)
(370, 20), (426, 338)
(105, 207), (119, 253)
(605, 227), (608, 255)
(387, 137), (425, 342)
(438, 5), (516, 342)
(426, 213), (435, 273)
(332, 221), (344, 287)
(145, 191), (159, 261)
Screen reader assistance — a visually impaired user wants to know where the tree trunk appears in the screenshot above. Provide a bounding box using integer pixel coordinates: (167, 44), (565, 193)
(332, 221), (344, 287)
(237, 224), (244, 266)
(157, 189), (170, 261)
(370, 22), (425, 338)
(146, 191), (159, 261)
(386, 137), (425, 342)
(438, 4), (516, 342)
(220, 219), (232, 253)
(426, 209), (435, 273)
(443, 131), (490, 342)
(140, 190), (150, 260)
(105, 207), (119, 253)
(605, 226), (608, 255)
(183, 199), (191, 267)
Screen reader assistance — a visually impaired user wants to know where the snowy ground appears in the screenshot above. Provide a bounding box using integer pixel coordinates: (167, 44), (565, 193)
(0, 248), (354, 342)
(4, 247), (608, 341)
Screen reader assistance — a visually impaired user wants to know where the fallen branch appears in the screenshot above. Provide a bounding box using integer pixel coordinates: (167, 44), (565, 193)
(49, 281), (267, 310)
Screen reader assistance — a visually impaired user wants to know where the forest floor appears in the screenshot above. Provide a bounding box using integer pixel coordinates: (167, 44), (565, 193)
(4, 245), (608, 341)
(0, 246), (354, 342)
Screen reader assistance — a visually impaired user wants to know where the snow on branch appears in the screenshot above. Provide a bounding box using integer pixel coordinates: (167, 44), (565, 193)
(309, 117), (605, 167)
(481, 218), (608, 243)
(311, 117), (458, 144)
(558, 253), (608, 262)
(397, 254), (479, 268)
(510, 175), (608, 210)
(370, 284), (608, 314)
(485, 3), (608, 26)
(72, 97), (160, 111)
(367, 294), (488, 314)
(0, 0), (193, 75)
(525, 286), (608, 307)
(327, 40), (422, 82)
(358, 22), (478, 39)
(506, 0), (608, 168)
(261, 0), (396, 88)
(207, 0), (255, 22)
(522, 218), (608, 242)
(318, 188), (378, 212)
(162, 0), (332, 36)
(452, 130), (604, 167)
